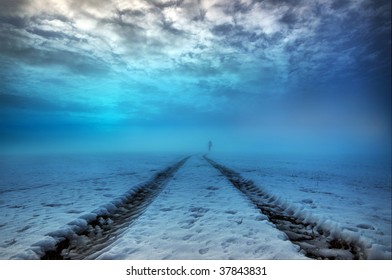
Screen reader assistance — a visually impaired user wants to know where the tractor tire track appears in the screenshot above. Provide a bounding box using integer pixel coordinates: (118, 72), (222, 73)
(32, 156), (190, 260)
(205, 156), (367, 260)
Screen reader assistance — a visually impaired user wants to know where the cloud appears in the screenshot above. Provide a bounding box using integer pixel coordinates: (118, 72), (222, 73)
(0, 0), (390, 128)
(150, 0), (185, 9)
(0, 43), (109, 76)
(0, 0), (28, 16)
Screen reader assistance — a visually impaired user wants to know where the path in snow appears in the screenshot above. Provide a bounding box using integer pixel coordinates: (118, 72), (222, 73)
(91, 156), (305, 259)
(28, 157), (190, 259)
(16, 155), (372, 260)
(205, 156), (367, 260)
(1, 154), (178, 259)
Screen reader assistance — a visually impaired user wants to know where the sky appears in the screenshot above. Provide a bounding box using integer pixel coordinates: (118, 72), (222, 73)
(0, 0), (390, 155)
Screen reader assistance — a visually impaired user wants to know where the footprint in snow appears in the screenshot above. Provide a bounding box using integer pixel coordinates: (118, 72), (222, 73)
(199, 248), (209, 255)
(356, 224), (375, 230)
(16, 225), (30, 233)
(301, 198), (313, 204)
(2, 239), (17, 248)
(182, 234), (193, 241)
(160, 207), (173, 212)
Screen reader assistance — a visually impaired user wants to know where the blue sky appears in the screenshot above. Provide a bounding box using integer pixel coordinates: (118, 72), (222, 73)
(0, 0), (390, 154)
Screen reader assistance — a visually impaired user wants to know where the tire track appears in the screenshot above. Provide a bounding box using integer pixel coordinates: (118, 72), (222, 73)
(204, 156), (367, 260)
(32, 156), (190, 260)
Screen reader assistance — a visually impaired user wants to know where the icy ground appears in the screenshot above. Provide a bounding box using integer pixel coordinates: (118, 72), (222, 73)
(92, 156), (305, 259)
(0, 153), (390, 259)
(213, 154), (391, 259)
(0, 154), (179, 259)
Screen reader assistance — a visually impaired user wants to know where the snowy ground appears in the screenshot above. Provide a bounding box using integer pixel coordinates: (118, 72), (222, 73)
(0, 152), (390, 259)
(212, 154), (391, 259)
(0, 153), (179, 259)
(92, 156), (305, 260)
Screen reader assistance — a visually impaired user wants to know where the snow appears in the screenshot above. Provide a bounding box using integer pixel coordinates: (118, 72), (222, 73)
(0, 153), (178, 259)
(91, 156), (305, 259)
(210, 153), (391, 259)
(0, 152), (390, 259)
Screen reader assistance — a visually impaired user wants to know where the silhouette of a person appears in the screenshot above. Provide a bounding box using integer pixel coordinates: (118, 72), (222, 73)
(208, 140), (212, 152)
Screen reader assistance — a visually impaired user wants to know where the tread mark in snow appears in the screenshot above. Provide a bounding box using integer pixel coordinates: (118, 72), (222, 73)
(36, 156), (190, 260)
(204, 156), (367, 260)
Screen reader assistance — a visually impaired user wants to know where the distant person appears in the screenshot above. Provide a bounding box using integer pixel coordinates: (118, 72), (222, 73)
(208, 140), (212, 152)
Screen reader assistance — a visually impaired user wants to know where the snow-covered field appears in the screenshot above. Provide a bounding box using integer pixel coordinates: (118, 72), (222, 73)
(0, 153), (179, 259)
(92, 156), (305, 260)
(212, 154), (391, 259)
(0, 152), (390, 259)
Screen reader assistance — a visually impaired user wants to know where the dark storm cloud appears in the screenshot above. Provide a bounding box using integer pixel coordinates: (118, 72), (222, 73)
(100, 14), (145, 39)
(331, 0), (351, 10)
(210, 22), (273, 53)
(160, 18), (185, 36)
(211, 23), (234, 36)
(279, 10), (297, 26)
(262, 0), (302, 6)
(255, 0), (390, 99)
(150, 0), (185, 9)
(218, 0), (253, 15)
(0, 0), (28, 15)
(0, 41), (109, 76)
(115, 8), (146, 19)
(191, 8), (207, 21)
(0, 13), (109, 77)
(26, 27), (78, 41)
(0, 15), (28, 28)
